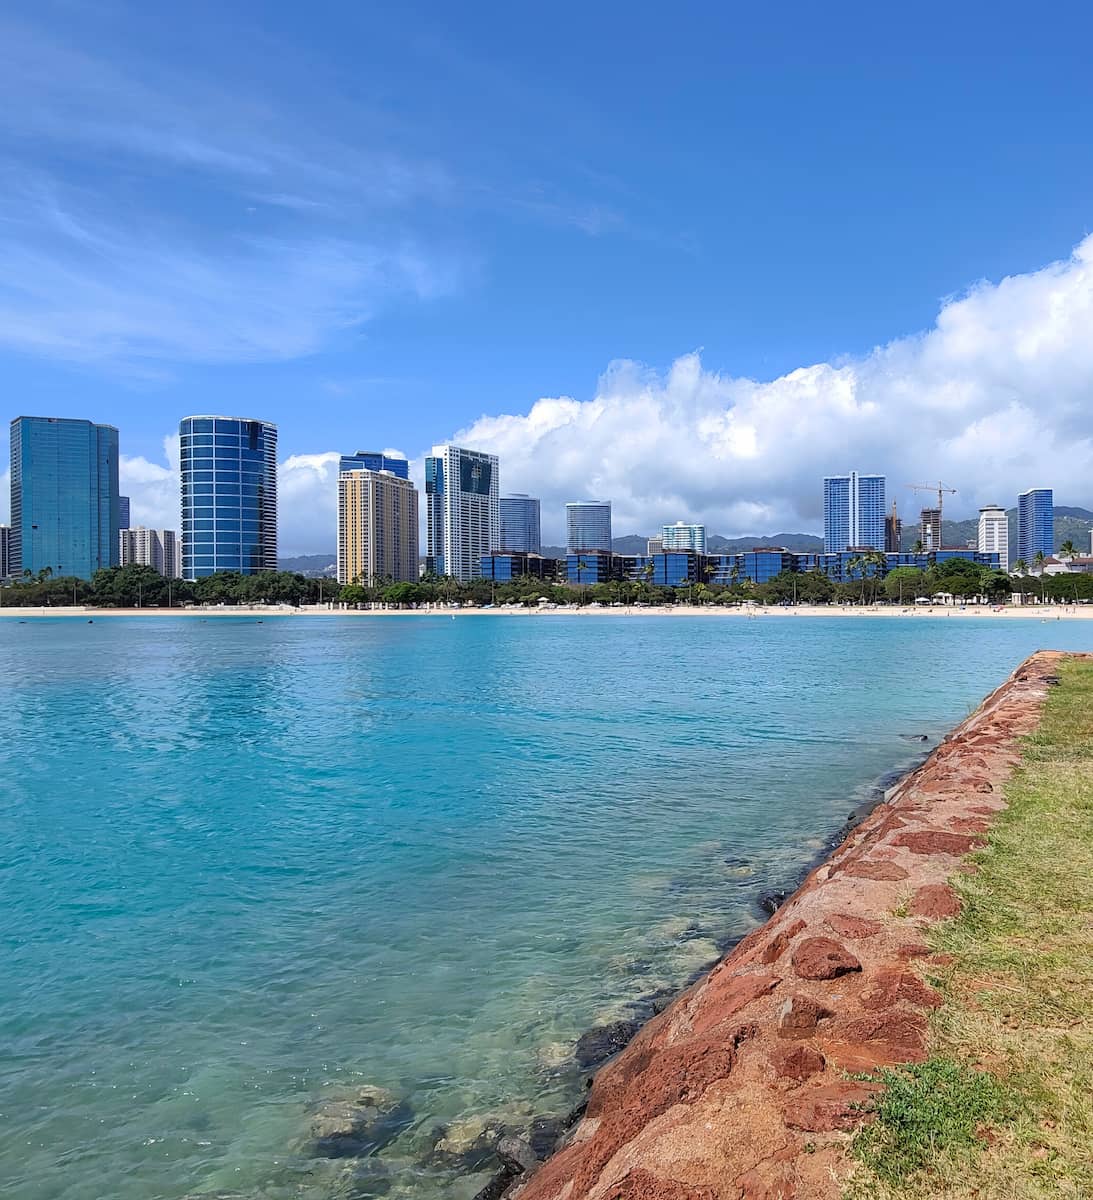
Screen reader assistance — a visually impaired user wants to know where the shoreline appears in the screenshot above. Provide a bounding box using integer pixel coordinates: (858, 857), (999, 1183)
(495, 652), (1070, 1200)
(2, 602), (1092, 620)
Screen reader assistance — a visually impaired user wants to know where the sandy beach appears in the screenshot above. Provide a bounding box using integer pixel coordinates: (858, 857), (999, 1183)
(2, 602), (1091, 620)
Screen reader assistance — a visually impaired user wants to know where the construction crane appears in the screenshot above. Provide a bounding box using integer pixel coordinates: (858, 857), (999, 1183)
(906, 482), (957, 551)
(907, 481), (957, 517)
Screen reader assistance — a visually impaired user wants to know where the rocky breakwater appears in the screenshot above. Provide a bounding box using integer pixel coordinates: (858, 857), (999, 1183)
(507, 651), (1068, 1200)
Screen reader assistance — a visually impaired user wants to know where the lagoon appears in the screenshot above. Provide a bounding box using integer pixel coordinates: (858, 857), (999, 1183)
(3, 615), (1092, 1199)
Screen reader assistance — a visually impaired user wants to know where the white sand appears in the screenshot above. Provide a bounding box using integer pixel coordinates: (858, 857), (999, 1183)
(2, 602), (1090, 620)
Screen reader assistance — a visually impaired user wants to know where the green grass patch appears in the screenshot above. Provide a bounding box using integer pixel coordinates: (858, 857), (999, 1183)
(851, 1058), (1021, 1184)
(845, 657), (1093, 1200)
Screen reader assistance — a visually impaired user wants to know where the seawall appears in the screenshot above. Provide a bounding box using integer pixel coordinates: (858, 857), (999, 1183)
(503, 651), (1070, 1200)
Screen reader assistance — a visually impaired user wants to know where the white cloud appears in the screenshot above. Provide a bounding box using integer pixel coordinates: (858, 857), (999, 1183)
(43, 235), (1093, 555)
(448, 235), (1093, 541)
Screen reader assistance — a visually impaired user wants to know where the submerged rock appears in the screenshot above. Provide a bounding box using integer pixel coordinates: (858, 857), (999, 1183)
(304, 1085), (412, 1159)
(898, 733), (930, 742)
(574, 1019), (642, 1069)
(756, 888), (789, 915)
(497, 1134), (538, 1174)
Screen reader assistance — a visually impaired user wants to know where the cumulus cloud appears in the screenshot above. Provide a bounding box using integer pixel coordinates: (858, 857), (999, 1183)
(449, 234), (1093, 541)
(109, 234), (1093, 553)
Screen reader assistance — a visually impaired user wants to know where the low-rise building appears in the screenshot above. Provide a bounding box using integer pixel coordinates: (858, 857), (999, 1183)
(479, 553), (560, 582)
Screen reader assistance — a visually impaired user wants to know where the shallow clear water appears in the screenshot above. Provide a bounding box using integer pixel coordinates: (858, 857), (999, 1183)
(2, 613), (1091, 1199)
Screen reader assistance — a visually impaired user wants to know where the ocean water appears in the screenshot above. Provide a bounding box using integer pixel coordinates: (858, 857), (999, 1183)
(3, 613), (1092, 1200)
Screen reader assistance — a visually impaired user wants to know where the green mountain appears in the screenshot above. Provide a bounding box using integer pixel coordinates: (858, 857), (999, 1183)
(277, 554), (337, 577)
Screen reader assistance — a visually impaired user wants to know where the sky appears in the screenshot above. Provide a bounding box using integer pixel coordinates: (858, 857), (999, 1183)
(1, 0), (1093, 553)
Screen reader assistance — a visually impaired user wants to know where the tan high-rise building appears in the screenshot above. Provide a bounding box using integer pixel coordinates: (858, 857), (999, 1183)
(338, 469), (419, 585)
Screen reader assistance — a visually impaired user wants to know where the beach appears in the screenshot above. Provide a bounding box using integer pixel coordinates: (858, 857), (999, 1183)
(1, 601), (1091, 620)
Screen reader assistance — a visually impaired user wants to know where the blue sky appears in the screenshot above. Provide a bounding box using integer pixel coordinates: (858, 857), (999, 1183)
(2, 0), (1093, 550)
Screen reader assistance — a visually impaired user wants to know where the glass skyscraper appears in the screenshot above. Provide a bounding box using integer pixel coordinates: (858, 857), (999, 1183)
(9, 416), (120, 580)
(566, 501), (612, 553)
(499, 494), (541, 553)
(425, 444), (500, 582)
(1017, 488), (1053, 562)
(338, 451), (409, 479)
(823, 472), (886, 551)
(179, 416), (278, 580)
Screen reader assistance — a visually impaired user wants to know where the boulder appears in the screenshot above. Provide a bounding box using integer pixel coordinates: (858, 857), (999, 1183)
(790, 938), (861, 980)
(575, 1019), (642, 1069)
(305, 1086), (412, 1159)
(497, 1134), (538, 1174)
(777, 995), (833, 1039)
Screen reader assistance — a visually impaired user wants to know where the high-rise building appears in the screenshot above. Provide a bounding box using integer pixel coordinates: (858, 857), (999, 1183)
(338, 451), (409, 479)
(424, 444), (500, 582)
(179, 416), (277, 580)
(822, 473), (885, 552)
(646, 535), (664, 556)
(884, 501), (902, 553)
(118, 495), (131, 530)
(0, 525), (10, 580)
(977, 506), (1009, 572)
(1018, 489), (1053, 562)
(9, 416), (120, 580)
(920, 508), (942, 552)
(119, 528), (181, 578)
(500, 494), (541, 553)
(566, 501), (612, 553)
(662, 521), (707, 553)
(337, 469), (419, 585)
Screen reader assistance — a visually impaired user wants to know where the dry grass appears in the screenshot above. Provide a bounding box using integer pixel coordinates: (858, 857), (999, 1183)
(845, 658), (1093, 1199)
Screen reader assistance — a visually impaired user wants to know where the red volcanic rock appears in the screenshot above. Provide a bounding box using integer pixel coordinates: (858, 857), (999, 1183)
(895, 943), (932, 959)
(783, 1081), (877, 1132)
(691, 972), (781, 1036)
(758, 919), (806, 964)
(839, 1010), (929, 1058)
(893, 830), (984, 856)
(769, 1043), (826, 1084)
(791, 938), (862, 980)
(611, 1169), (719, 1199)
(949, 816), (990, 833)
(777, 995), (834, 1039)
(825, 913), (883, 939)
(909, 883), (962, 919)
(975, 781), (995, 793)
(738, 1163), (799, 1199)
(842, 859), (909, 881)
(860, 969), (942, 1012)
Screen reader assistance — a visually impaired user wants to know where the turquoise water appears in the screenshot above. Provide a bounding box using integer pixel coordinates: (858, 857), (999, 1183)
(3, 614), (1092, 1199)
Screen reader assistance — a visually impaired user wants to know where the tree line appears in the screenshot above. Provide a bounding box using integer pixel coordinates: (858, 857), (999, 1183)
(3, 557), (1090, 609)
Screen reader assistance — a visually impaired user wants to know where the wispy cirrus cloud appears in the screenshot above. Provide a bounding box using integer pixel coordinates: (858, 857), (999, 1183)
(0, 13), (464, 370)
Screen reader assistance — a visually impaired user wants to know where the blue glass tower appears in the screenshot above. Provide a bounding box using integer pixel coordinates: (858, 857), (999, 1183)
(823, 472), (885, 551)
(1017, 488), (1053, 562)
(179, 416), (278, 580)
(500, 494), (541, 553)
(9, 416), (120, 580)
(338, 451), (409, 479)
(566, 501), (612, 553)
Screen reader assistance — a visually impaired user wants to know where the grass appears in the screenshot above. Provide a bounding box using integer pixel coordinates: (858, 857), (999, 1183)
(845, 657), (1093, 1199)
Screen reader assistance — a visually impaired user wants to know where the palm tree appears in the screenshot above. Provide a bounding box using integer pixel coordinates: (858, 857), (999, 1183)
(846, 554), (865, 603)
(912, 539), (925, 555)
(1012, 558), (1027, 577)
(1034, 550), (1047, 573)
(1059, 540), (1076, 560)
(864, 550), (887, 604)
